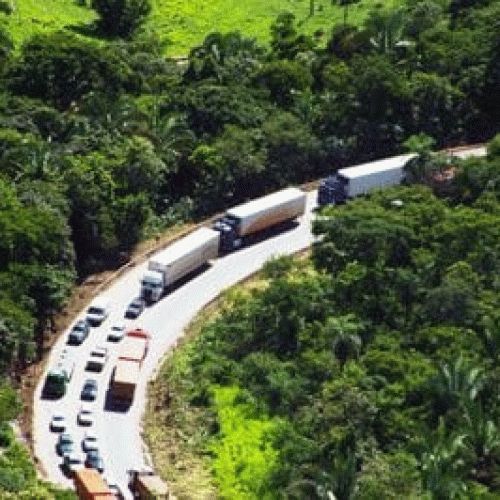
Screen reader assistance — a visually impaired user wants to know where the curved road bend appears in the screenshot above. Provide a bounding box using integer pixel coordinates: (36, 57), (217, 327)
(34, 146), (486, 499)
(34, 192), (318, 498)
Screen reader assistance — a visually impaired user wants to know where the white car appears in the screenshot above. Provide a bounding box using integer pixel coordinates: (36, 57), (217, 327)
(107, 323), (126, 342)
(82, 431), (99, 453)
(50, 414), (66, 432)
(77, 403), (94, 426)
(86, 346), (108, 372)
(86, 297), (110, 326)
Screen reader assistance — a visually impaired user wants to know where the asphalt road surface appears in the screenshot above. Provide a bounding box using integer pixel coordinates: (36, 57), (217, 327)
(33, 146), (487, 498)
(34, 191), (318, 498)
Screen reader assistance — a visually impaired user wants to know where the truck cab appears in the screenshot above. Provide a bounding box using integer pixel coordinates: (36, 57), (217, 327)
(317, 174), (348, 206)
(141, 270), (164, 303)
(212, 215), (242, 252)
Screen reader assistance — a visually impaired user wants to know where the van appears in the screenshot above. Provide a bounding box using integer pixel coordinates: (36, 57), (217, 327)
(86, 297), (110, 326)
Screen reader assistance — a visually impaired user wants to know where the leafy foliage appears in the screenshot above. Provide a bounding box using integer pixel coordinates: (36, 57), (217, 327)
(151, 181), (500, 499)
(2, 2), (500, 498)
(91, 0), (152, 38)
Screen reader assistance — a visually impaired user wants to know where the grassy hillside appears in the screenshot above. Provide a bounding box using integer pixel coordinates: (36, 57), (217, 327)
(5, 0), (404, 55)
(4, 0), (96, 47)
(150, 0), (404, 55)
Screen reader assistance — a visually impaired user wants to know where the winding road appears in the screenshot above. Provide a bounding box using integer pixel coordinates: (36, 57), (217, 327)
(33, 145), (486, 499)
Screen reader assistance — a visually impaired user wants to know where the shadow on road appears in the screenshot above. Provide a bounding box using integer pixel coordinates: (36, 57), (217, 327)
(244, 219), (300, 247)
(104, 390), (132, 413)
(40, 383), (64, 401)
(157, 262), (212, 299)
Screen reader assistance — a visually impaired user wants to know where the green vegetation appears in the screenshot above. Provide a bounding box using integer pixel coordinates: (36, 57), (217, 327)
(147, 161), (500, 498)
(0, 381), (76, 499)
(2, 0), (404, 54)
(1, 1), (96, 48)
(149, 0), (404, 55)
(1, 0), (500, 497)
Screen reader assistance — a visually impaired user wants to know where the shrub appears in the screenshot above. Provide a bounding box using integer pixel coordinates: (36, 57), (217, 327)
(91, 0), (152, 38)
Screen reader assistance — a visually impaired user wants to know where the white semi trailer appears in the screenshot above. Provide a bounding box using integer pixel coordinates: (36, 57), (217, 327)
(141, 187), (306, 301)
(317, 153), (417, 206)
(141, 227), (220, 303)
(213, 187), (307, 252)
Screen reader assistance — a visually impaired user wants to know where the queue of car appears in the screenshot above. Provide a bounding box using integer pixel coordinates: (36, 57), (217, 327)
(48, 293), (145, 493)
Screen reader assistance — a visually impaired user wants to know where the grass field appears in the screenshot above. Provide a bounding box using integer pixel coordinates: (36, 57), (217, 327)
(4, 0), (403, 55)
(151, 0), (403, 55)
(4, 0), (96, 47)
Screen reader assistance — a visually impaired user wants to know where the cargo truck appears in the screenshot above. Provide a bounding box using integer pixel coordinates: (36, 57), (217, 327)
(213, 187), (307, 252)
(141, 227), (220, 303)
(128, 469), (170, 500)
(74, 468), (116, 500)
(109, 328), (149, 404)
(317, 153), (417, 206)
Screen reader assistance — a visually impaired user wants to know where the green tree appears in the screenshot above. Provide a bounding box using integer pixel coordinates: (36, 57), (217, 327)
(184, 32), (266, 85)
(323, 315), (363, 369)
(402, 133), (436, 182)
(269, 13), (315, 60)
(286, 445), (359, 500)
(430, 356), (483, 418)
(8, 32), (136, 109)
(13, 264), (75, 359)
(0, 380), (21, 424)
(419, 420), (469, 500)
(0, 295), (35, 372)
(364, 7), (411, 57)
(91, 0), (152, 38)
(254, 60), (313, 106)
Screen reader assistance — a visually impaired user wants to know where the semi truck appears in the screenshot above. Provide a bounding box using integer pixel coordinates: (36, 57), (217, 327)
(317, 153), (417, 206)
(140, 187), (306, 302)
(109, 328), (150, 403)
(141, 227), (220, 303)
(213, 187), (307, 252)
(128, 469), (170, 500)
(74, 468), (116, 500)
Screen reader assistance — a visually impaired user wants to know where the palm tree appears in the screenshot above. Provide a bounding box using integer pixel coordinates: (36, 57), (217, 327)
(419, 418), (468, 500)
(462, 399), (500, 485)
(284, 446), (358, 500)
(431, 356), (483, 415)
(364, 7), (414, 58)
(324, 315), (363, 369)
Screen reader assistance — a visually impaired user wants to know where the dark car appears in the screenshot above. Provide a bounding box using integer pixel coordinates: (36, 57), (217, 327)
(80, 378), (98, 401)
(85, 449), (104, 473)
(68, 319), (90, 345)
(125, 298), (145, 319)
(56, 433), (74, 456)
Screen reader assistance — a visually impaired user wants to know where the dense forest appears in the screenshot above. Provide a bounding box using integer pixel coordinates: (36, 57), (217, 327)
(148, 147), (500, 500)
(1, 0), (500, 497)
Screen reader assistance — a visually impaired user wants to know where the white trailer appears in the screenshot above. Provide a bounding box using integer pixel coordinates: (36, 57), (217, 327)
(141, 227), (220, 303)
(317, 153), (417, 206)
(213, 187), (307, 251)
